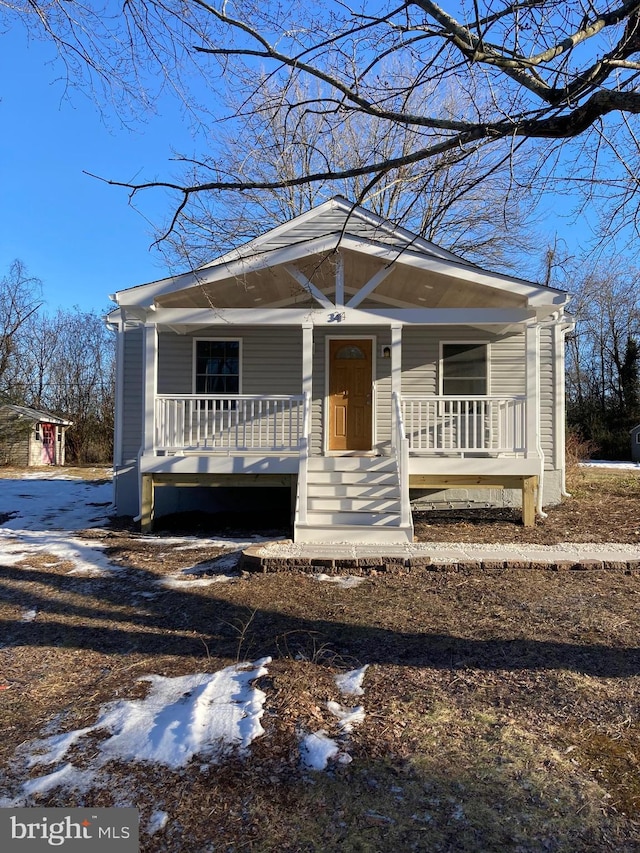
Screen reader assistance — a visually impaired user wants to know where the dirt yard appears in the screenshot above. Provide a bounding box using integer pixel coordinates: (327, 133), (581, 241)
(0, 465), (639, 851)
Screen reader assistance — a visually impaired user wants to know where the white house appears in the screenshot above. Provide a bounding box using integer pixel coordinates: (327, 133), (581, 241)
(108, 197), (573, 542)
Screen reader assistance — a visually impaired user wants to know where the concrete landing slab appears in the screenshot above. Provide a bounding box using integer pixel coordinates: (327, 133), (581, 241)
(240, 540), (640, 574)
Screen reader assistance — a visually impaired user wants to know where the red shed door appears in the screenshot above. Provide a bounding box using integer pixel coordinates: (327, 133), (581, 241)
(41, 423), (55, 464)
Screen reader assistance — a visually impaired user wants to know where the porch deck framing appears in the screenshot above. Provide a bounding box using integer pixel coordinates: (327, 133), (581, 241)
(140, 472), (296, 533)
(409, 473), (538, 527)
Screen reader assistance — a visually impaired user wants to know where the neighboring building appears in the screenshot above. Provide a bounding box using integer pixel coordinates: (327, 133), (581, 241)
(0, 405), (72, 466)
(108, 196), (573, 542)
(631, 424), (640, 463)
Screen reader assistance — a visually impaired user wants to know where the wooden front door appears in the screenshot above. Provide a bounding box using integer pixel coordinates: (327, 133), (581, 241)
(328, 339), (373, 451)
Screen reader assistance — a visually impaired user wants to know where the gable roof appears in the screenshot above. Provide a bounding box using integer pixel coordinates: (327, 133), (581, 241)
(0, 405), (73, 426)
(113, 196), (569, 313)
(204, 196), (466, 268)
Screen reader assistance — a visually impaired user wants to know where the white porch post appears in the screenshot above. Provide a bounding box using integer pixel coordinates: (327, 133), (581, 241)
(298, 323), (314, 527)
(525, 321), (540, 460)
(391, 324), (402, 436)
(143, 323), (158, 455)
(302, 323), (313, 424)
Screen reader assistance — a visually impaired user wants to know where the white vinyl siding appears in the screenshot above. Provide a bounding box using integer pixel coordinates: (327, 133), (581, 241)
(539, 326), (555, 469)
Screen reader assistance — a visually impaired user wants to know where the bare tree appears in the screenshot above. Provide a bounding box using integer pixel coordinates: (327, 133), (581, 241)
(12, 306), (116, 464)
(41, 309), (115, 464)
(0, 261), (43, 401)
(161, 78), (541, 269)
(6, 2), (640, 240)
(565, 256), (640, 456)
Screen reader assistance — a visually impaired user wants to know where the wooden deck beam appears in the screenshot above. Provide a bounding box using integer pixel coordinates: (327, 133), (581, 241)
(409, 474), (539, 527)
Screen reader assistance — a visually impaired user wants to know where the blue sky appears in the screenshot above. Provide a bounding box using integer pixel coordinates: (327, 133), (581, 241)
(0, 17), (621, 316)
(0, 25), (192, 313)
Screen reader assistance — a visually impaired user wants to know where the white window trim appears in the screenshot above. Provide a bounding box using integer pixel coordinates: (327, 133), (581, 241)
(323, 334), (377, 455)
(192, 337), (243, 395)
(438, 340), (491, 396)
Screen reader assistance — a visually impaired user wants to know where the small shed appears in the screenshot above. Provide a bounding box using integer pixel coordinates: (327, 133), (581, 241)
(631, 424), (640, 463)
(0, 405), (72, 466)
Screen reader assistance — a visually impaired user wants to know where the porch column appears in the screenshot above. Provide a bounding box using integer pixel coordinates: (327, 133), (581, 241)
(391, 324), (402, 436)
(142, 323), (158, 455)
(525, 322), (541, 460)
(302, 323), (313, 427)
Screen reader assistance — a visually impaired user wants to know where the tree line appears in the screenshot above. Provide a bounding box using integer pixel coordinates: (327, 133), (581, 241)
(0, 260), (115, 465)
(564, 259), (640, 460)
(4, 2), (640, 462)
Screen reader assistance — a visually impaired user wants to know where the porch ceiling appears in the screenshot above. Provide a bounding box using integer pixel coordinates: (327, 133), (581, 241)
(154, 249), (528, 311)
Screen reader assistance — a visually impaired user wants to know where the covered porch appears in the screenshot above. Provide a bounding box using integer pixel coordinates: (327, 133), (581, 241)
(111, 197), (570, 542)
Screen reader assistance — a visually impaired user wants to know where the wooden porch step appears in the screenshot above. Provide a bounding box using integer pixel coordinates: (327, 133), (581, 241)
(304, 510), (402, 526)
(307, 456), (396, 472)
(308, 470), (398, 486)
(295, 522), (413, 545)
(307, 483), (400, 499)
(307, 497), (402, 513)
(295, 452), (414, 545)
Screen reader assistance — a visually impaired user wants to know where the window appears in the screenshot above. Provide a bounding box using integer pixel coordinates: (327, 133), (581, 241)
(441, 343), (488, 396)
(194, 340), (241, 395)
(336, 345), (366, 360)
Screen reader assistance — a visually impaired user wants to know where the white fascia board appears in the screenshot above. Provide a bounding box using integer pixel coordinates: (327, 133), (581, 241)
(339, 235), (568, 306)
(113, 271), (201, 308)
(151, 306), (533, 326)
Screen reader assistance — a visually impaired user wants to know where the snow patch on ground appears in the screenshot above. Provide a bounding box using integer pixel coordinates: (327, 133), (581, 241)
(300, 731), (341, 770)
(314, 573), (367, 589)
(300, 665), (369, 771)
(147, 811), (169, 836)
(0, 477), (113, 531)
(335, 665), (369, 697)
(5, 658), (272, 805)
(20, 608), (37, 622)
(327, 701), (366, 733)
(580, 460), (640, 469)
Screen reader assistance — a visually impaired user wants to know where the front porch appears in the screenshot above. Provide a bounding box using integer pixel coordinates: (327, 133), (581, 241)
(139, 389), (541, 539)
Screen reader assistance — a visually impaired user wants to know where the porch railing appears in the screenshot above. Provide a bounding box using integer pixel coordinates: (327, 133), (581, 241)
(401, 395), (526, 454)
(392, 391), (412, 530)
(155, 394), (305, 452)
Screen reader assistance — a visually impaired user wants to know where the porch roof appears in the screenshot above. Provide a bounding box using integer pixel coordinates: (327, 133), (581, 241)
(0, 405), (73, 426)
(112, 197), (569, 316)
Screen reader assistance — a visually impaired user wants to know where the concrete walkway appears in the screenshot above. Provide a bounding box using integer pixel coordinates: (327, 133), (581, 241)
(241, 540), (640, 573)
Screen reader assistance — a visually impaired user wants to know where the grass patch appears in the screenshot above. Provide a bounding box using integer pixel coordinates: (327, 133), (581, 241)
(2, 468), (640, 850)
